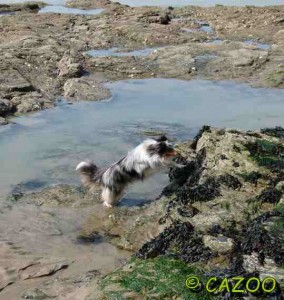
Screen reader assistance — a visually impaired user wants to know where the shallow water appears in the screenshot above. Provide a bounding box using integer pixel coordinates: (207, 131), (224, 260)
(39, 5), (103, 14)
(0, 10), (14, 15)
(0, 0), (65, 4)
(244, 40), (271, 50)
(110, 0), (284, 7)
(0, 78), (283, 200)
(86, 47), (160, 57)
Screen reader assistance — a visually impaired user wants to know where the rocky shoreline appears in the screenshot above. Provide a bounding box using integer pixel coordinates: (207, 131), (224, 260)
(1, 1), (284, 123)
(1, 0), (284, 299)
(1, 126), (283, 299)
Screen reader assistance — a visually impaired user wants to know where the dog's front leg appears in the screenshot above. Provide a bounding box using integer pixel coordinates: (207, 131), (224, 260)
(101, 187), (125, 208)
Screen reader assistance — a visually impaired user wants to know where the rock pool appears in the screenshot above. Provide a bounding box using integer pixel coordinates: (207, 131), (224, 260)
(0, 78), (283, 198)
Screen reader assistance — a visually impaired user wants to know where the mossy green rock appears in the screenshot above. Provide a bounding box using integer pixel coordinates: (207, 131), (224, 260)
(99, 256), (216, 300)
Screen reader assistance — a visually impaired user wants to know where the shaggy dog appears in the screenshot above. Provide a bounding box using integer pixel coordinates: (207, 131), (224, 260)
(76, 136), (178, 208)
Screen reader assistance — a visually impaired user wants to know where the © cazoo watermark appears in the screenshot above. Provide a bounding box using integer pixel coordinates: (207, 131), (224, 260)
(185, 275), (279, 296)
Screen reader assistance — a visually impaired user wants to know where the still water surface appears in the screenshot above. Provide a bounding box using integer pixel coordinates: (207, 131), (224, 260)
(0, 78), (283, 199)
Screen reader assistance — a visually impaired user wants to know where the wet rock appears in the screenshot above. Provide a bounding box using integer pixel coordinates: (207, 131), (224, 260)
(203, 235), (234, 254)
(265, 67), (284, 88)
(19, 258), (71, 280)
(21, 288), (52, 299)
(225, 48), (268, 67)
(16, 97), (45, 114)
(9, 185), (101, 208)
(63, 77), (111, 101)
(0, 117), (8, 125)
(0, 99), (14, 117)
(0, 241), (71, 294)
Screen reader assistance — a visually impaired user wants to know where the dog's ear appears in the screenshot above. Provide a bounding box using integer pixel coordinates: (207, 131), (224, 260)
(147, 141), (167, 156)
(155, 135), (168, 142)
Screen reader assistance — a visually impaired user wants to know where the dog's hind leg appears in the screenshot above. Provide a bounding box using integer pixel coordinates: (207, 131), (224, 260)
(101, 187), (124, 208)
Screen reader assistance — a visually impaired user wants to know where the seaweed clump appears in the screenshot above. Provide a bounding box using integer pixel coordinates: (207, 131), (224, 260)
(240, 211), (284, 266)
(217, 174), (242, 190)
(177, 177), (221, 204)
(163, 147), (207, 199)
(240, 171), (262, 186)
(256, 188), (282, 204)
(245, 139), (284, 170)
(261, 126), (284, 139)
(190, 125), (211, 150)
(136, 222), (214, 263)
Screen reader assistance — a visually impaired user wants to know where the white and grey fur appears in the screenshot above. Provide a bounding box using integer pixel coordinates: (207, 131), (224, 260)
(76, 136), (179, 208)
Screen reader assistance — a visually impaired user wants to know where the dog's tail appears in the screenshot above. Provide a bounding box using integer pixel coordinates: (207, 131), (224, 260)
(76, 161), (98, 192)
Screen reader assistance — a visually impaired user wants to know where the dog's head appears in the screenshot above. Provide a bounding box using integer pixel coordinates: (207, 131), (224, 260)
(147, 135), (177, 159)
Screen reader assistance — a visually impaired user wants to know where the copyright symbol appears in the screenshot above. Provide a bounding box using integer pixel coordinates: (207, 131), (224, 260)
(186, 276), (202, 292)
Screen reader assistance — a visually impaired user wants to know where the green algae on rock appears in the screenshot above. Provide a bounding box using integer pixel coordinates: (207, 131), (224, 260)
(99, 256), (215, 300)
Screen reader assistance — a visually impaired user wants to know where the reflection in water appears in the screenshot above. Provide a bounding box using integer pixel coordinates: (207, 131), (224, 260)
(0, 79), (283, 200)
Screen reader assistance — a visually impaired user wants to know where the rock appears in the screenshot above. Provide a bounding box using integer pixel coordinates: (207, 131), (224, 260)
(0, 99), (13, 116)
(63, 78), (111, 101)
(0, 241), (71, 292)
(21, 288), (51, 299)
(0, 117), (8, 125)
(243, 252), (284, 288)
(19, 258), (71, 280)
(8, 185), (101, 208)
(225, 48), (268, 67)
(0, 81), (34, 93)
(100, 256), (211, 299)
(58, 52), (84, 78)
(159, 13), (171, 25)
(276, 181), (284, 193)
(21, 269), (103, 300)
(16, 97), (44, 114)
(203, 235), (234, 254)
(24, 3), (41, 11)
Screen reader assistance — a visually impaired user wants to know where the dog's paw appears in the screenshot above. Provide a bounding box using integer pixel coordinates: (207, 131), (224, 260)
(103, 202), (113, 208)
